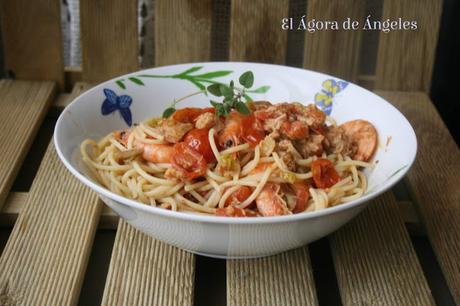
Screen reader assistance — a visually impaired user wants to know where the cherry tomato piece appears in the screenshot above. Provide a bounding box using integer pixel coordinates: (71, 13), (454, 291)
(184, 128), (215, 162)
(291, 182), (310, 213)
(241, 114), (265, 146)
(172, 107), (215, 123)
(311, 159), (341, 188)
(171, 143), (207, 180)
(225, 186), (253, 207)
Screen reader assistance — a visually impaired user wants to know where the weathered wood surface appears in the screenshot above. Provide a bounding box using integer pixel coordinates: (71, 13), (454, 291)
(0, 0), (64, 87)
(154, 0), (213, 65)
(101, 221), (195, 306)
(375, 0), (442, 91)
(331, 192), (434, 305)
(0, 81), (56, 210)
(227, 247), (318, 306)
(229, 0), (289, 64)
(303, 0), (365, 81)
(80, 0), (138, 83)
(378, 91), (460, 304)
(0, 142), (102, 305)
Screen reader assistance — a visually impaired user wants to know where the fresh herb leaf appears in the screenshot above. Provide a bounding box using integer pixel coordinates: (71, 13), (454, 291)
(239, 71), (254, 88)
(210, 100), (221, 108)
(243, 93), (253, 102)
(220, 84), (233, 99)
(235, 101), (250, 115)
(207, 84), (222, 96)
(249, 85), (270, 93)
(162, 107), (176, 118)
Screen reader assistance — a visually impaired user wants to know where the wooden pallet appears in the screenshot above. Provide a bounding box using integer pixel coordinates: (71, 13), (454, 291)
(1, 0), (458, 305)
(0, 82), (458, 305)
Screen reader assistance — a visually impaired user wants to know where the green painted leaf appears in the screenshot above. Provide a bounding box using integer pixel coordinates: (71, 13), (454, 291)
(239, 71), (254, 88)
(220, 84), (233, 99)
(116, 80), (126, 89)
(235, 101), (250, 115)
(249, 85), (270, 93)
(129, 77), (144, 86)
(162, 107), (176, 118)
(189, 79), (206, 91)
(207, 84), (222, 96)
(193, 70), (233, 79)
(177, 66), (203, 76)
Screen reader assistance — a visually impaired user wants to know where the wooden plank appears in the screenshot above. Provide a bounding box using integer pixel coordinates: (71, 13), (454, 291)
(64, 66), (83, 92)
(0, 0), (64, 88)
(0, 191), (118, 228)
(378, 91), (460, 304)
(101, 221), (195, 306)
(303, 0), (365, 81)
(229, 0), (289, 64)
(227, 247), (318, 306)
(154, 0), (213, 66)
(331, 192), (434, 305)
(54, 82), (93, 109)
(0, 80), (56, 210)
(0, 141), (102, 305)
(80, 0), (138, 83)
(375, 1), (442, 91)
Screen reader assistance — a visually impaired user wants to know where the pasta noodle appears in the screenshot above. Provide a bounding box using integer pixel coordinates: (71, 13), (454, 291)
(81, 102), (376, 217)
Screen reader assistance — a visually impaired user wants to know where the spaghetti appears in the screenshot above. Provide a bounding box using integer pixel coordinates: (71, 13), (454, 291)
(81, 102), (376, 217)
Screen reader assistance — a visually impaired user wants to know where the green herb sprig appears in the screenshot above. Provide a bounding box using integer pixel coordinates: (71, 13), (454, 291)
(162, 70), (261, 118)
(207, 71), (255, 117)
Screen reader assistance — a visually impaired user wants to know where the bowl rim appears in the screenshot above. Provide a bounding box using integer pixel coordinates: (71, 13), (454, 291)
(54, 61), (418, 224)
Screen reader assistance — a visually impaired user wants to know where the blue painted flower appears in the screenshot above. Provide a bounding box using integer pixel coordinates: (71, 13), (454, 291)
(314, 79), (348, 115)
(101, 88), (133, 126)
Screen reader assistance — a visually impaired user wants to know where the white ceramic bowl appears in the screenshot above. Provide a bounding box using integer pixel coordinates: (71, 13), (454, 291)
(54, 62), (417, 258)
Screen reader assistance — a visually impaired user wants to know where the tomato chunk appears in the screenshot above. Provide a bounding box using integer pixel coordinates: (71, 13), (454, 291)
(172, 107), (214, 123)
(171, 143), (207, 180)
(311, 159), (341, 188)
(184, 128), (215, 162)
(241, 114), (265, 146)
(292, 182), (310, 213)
(225, 186), (253, 207)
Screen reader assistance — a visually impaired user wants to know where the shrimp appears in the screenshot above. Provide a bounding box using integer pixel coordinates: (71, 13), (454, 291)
(218, 113), (242, 148)
(340, 119), (378, 161)
(113, 130), (174, 163)
(140, 143), (174, 163)
(256, 183), (290, 216)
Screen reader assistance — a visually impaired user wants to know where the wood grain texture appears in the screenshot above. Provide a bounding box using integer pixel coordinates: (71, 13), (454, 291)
(229, 0), (289, 64)
(303, 0), (365, 81)
(378, 91), (460, 304)
(80, 0), (138, 83)
(0, 80), (56, 210)
(0, 0), (64, 87)
(0, 142), (102, 305)
(101, 221), (195, 306)
(375, 1), (442, 91)
(331, 192), (434, 305)
(0, 191), (118, 228)
(227, 247), (318, 306)
(154, 0), (212, 66)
